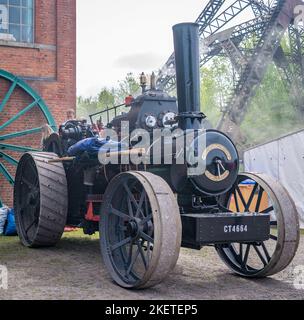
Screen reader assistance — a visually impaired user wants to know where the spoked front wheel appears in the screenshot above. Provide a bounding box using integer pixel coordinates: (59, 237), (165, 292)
(100, 171), (182, 289)
(216, 173), (300, 278)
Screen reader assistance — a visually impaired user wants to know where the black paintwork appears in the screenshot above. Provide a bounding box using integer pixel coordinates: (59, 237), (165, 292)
(181, 213), (270, 249)
(173, 23), (205, 130)
(110, 89), (178, 133)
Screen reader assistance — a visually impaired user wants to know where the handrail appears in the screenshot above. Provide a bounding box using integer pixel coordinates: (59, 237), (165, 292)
(89, 103), (128, 126)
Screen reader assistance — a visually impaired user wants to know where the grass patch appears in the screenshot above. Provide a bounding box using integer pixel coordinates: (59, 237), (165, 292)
(1, 228), (303, 250)
(0, 235), (19, 245)
(0, 236), (27, 257)
(0, 229), (99, 244)
(0, 230), (99, 251)
(62, 229), (99, 240)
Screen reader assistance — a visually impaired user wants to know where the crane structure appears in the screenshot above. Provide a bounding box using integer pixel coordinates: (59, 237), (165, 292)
(157, 0), (304, 143)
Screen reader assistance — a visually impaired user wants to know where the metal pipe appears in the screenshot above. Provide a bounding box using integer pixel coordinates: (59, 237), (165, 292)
(173, 23), (201, 114)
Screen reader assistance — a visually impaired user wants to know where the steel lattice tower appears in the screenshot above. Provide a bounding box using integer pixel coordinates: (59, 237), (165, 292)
(157, 0), (304, 143)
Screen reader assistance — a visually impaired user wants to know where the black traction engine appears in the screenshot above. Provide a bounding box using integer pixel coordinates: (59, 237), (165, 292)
(14, 23), (300, 289)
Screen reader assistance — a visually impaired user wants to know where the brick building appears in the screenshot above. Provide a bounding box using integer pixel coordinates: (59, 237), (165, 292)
(0, 0), (76, 206)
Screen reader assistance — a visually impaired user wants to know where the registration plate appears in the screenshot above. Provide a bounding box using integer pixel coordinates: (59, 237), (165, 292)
(181, 212), (270, 248)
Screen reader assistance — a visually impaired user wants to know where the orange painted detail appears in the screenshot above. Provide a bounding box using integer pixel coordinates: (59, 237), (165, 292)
(64, 227), (78, 232)
(125, 95), (134, 106)
(229, 185), (269, 212)
(85, 202), (100, 222)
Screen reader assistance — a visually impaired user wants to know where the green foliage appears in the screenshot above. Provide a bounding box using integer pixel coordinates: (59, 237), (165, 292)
(77, 73), (140, 119)
(241, 64), (303, 148)
(116, 72), (141, 102)
(78, 49), (303, 149)
(200, 54), (303, 148)
(201, 67), (220, 127)
(201, 57), (233, 127)
(242, 67), (283, 143)
(98, 87), (115, 109)
(77, 96), (99, 118)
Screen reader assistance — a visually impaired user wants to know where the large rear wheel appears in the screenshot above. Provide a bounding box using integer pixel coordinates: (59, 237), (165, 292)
(100, 171), (182, 289)
(216, 173), (300, 277)
(14, 152), (68, 247)
(0, 69), (57, 207)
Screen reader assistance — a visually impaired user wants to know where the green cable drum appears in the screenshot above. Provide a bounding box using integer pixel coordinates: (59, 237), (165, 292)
(0, 69), (57, 207)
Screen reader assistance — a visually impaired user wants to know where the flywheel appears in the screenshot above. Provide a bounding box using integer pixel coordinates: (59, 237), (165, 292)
(0, 69), (57, 207)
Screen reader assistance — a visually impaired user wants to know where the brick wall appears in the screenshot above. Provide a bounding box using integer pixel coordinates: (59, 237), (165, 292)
(0, 0), (76, 207)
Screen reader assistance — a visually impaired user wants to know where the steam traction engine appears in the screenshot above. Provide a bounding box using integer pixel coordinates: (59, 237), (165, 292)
(14, 24), (300, 289)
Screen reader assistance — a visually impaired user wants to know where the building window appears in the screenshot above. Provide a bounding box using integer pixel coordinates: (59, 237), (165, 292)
(0, 0), (34, 43)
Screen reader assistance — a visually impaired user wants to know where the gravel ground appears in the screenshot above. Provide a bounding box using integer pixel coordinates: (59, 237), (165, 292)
(0, 232), (303, 300)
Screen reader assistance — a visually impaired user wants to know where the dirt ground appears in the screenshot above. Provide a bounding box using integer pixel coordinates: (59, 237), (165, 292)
(0, 231), (304, 300)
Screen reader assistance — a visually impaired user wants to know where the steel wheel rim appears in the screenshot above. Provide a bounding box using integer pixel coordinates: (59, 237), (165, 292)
(216, 173), (299, 277)
(14, 152), (68, 248)
(0, 69), (56, 206)
(14, 154), (40, 246)
(101, 171), (182, 289)
(101, 174), (160, 288)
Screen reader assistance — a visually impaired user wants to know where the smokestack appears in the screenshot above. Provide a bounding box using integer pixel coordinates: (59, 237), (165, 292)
(173, 23), (205, 129)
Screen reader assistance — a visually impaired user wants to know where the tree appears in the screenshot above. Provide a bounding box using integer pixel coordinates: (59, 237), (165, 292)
(98, 87), (115, 110)
(115, 73), (140, 103)
(77, 57), (302, 150)
(77, 96), (99, 118)
(201, 66), (219, 127)
(200, 38), (303, 149)
(77, 73), (140, 120)
(201, 57), (233, 127)
(241, 64), (302, 148)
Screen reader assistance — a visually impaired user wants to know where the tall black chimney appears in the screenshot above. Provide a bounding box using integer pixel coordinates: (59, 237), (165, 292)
(173, 23), (205, 130)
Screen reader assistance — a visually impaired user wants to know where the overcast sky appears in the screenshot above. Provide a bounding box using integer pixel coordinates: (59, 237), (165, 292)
(77, 0), (207, 97)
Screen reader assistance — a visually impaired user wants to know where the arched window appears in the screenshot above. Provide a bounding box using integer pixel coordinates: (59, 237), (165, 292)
(0, 0), (34, 43)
